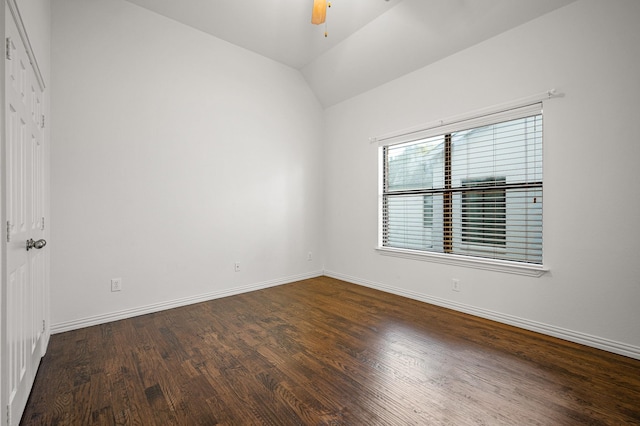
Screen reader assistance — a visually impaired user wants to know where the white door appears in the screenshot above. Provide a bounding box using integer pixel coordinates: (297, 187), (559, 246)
(4, 3), (47, 424)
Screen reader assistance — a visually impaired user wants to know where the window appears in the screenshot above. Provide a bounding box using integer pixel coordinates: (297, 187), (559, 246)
(380, 104), (543, 265)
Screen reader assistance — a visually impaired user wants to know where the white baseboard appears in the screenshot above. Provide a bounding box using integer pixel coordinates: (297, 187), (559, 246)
(324, 270), (640, 360)
(50, 270), (324, 334)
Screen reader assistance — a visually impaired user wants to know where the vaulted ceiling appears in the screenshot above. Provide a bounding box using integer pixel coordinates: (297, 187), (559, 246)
(125, 0), (576, 107)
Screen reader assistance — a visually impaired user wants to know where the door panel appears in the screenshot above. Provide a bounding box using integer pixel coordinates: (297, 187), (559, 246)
(4, 3), (47, 424)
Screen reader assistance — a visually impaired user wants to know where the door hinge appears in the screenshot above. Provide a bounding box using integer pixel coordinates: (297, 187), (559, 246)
(6, 37), (12, 60)
(6, 221), (12, 243)
(43, 319), (46, 332)
(41, 114), (45, 129)
(7, 405), (11, 426)
(42, 217), (45, 231)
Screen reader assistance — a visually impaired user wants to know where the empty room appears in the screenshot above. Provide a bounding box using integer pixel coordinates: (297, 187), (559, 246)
(2, 0), (640, 424)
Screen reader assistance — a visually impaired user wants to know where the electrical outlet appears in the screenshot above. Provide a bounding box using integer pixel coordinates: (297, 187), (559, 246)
(452, 278), (460, 292)
(234, 262), (241, 272)
(111, 278), (122, 292)
(307, 251), (313, 261)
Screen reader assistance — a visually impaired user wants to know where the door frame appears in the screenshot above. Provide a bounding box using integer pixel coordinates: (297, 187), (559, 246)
(0, 1), (5, 422)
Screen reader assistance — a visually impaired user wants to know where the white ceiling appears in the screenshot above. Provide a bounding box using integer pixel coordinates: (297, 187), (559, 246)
(125, 0), (576, 107)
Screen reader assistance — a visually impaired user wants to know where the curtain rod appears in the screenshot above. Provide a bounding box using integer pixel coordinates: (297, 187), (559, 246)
(369, 89), (561, 144)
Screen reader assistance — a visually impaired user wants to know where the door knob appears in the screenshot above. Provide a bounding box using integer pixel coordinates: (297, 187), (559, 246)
(26, 238), (47, 251)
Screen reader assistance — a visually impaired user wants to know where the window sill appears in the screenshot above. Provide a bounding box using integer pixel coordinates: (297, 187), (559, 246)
(375, 246), (548, 277)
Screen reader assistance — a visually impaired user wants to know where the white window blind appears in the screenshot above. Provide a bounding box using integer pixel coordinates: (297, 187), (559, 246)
(380, 104), (543, 265)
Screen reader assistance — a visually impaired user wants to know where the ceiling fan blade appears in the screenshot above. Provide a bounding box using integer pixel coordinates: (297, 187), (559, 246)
(311, 0), (327, 25)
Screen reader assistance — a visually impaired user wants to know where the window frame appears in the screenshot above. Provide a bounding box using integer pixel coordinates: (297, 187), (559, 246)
(376, 103), (547, 277)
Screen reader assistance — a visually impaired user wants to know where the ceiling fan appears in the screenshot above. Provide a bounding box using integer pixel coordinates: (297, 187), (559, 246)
(311, 0), (329, 25)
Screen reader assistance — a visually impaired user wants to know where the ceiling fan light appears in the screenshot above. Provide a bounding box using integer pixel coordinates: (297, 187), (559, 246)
(311, 0), (327, 25)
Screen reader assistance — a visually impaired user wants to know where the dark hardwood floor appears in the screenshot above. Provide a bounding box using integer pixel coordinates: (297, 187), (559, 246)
(21, 276), (640, 425)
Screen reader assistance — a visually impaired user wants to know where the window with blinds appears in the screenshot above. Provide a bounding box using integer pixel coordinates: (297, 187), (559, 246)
(380, 104), (543, 265)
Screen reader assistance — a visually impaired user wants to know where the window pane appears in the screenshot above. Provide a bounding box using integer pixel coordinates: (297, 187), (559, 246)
(452, 187), (542, 264)
(386, 135), (444, 191)
(384, 194), (443, 251)
(451, 116), (542, 187)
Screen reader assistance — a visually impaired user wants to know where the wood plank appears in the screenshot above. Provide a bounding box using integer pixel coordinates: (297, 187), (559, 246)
(21, 277), (640, 425)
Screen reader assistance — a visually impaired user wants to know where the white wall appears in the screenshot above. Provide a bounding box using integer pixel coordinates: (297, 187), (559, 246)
(50, 0), (324, 329)
(324, 0), (640, 357)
